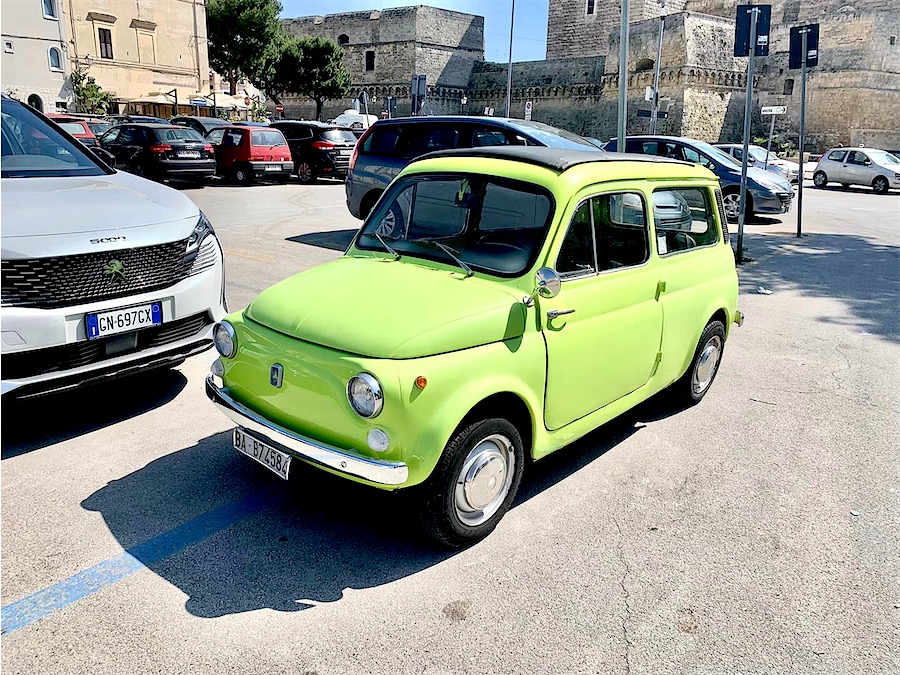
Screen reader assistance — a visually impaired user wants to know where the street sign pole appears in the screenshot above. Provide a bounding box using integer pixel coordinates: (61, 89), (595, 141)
(505, 0), (515, 118)
(617, 0), (629, 152)
(797, 28), (808, 238)
(650, 10), (664, 134)
(765, 112), (776, 170)
(736, 6), (759, 264)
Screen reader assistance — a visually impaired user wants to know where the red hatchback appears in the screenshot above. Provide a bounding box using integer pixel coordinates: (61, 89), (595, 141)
(205, 126), (293, 184)
(45, 114), (98, 147)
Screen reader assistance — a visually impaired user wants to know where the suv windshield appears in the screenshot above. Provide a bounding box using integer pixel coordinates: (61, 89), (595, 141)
(357, 174), (554, 276)
(322, 128), (357, 143)
(1, 98), (105, 178)
(505, 120), (598, 150)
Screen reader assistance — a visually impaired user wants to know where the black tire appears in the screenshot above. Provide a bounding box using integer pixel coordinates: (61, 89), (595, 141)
(233, 164), (254, 185)
(295, 161), (316, 184)
(721, 189), (751, 222)
(671, 320), (726, 406)
(813, 171), (828, 188)
(359, 191), (382, 220)
(416, 418), (525, 548)
(872, 176), (890, 195)
(841, 183), (850, 189)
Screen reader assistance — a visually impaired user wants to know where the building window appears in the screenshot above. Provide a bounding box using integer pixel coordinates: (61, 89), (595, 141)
(586, 0), (595, 14)
(42, 0), (57, 19)
(98, 28), (113, 59)
(4, 40), (13, 54)
(365, 50), (375, 72)
(27, 94), (44, 112)
(783, 78), (794, 95)
(48, 46), (62, 71)
(338, 34), (349, 46)
(891, 36), (896, 46)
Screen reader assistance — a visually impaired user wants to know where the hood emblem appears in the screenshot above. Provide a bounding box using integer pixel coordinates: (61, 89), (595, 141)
(103, 259), (126, 281)
(270, 364), (284, 388)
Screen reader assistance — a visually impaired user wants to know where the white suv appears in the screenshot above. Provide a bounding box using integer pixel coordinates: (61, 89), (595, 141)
(813, 147), (900, 194)
(1, 95), (226, 397)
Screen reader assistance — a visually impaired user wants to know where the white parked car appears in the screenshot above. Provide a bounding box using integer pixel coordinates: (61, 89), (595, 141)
(1, 94), (227, 398)
(813, 147), (900, 194)
(715, 143), (801, 184)
(329, 109), (378, 129)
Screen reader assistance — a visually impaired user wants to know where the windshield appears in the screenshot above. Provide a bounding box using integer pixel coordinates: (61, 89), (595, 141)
(748, 146), (778, 160)
(357, 174), (554, 277)
(505, 120), (599, 150)
(1, 99), (106, 178)
(322, 128), (358, 143)
(251, 130), (286, 146)
(156, 127), (205, 142)
(869, 150), (900, 165)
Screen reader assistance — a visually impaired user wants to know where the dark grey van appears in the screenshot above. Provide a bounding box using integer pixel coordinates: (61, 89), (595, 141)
(345, 116), (599, 219)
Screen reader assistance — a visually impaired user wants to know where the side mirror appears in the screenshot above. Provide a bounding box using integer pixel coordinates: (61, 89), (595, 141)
(90, 146), (115, 167)
(524, 267), (561, 306)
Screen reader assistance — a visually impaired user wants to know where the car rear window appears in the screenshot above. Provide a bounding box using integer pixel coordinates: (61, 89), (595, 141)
(87, 122), (111, 136)
(58, 122), (87, 135)
(322, 129), (357, 143)
(156, 128), (205, 142)
(251, 130), (286, 146)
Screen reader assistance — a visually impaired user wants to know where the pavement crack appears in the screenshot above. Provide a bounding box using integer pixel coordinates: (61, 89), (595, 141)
(613, 516), (634, 675)
(830, 341), (852, 392)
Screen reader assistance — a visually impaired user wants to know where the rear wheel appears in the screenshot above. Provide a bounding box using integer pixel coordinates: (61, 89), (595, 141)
(872, 176), (890, 194)
(813, 171), (828, 188)
(671, 320), (726, 406)
(416, 418), (525, 548)
(233, 164), (253, 185)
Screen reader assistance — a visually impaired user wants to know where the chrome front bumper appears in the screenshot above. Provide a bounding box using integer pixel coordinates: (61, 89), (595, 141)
(205, 375), (409, 486)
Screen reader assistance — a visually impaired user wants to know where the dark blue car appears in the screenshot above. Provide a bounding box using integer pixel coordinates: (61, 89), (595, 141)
(345, 116), (600, 219)
(605, 135), (794, 221)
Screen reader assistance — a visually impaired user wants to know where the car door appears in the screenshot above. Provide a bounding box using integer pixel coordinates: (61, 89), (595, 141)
(542, 188), (663, 430)
(844, 150), (870, 185)
(823, 149), (847, 181)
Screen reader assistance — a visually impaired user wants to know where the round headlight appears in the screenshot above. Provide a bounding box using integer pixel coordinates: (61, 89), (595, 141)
(347, 373), (383, 418)
(213, 321), (236, 358)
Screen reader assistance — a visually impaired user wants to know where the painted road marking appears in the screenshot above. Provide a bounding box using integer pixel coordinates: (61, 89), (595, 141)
(1, 489), (284, 636)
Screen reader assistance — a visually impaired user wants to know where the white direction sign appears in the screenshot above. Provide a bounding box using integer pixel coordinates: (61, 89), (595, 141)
(761, 105), (787, 115)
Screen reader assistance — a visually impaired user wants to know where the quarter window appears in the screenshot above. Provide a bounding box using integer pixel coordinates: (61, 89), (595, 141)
(827, 150), (847, 161)
(652, 188), (719, 255)
(98, 28), (113, 59)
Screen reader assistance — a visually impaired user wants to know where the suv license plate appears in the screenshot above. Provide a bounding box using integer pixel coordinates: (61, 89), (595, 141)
(86, 301), (162, 339)
(178, 150), (200, 158)
(233, 428), (291, 479)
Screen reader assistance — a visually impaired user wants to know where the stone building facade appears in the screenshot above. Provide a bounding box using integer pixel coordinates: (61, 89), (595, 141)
(281, 6), (483, 120)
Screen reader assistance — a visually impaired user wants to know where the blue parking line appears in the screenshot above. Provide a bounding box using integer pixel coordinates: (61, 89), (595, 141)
(1, 489), (283, 636)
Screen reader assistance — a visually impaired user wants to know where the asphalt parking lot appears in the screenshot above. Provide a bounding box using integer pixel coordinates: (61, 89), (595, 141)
(2, 176), (898, 674)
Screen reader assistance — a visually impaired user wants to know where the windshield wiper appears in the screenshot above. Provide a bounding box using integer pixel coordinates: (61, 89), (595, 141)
(373, 232), (400, 260)
(414, 239), (473, 277)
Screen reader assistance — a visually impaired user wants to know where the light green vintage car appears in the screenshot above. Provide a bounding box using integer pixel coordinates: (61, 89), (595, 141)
(206, 146), (742, 546)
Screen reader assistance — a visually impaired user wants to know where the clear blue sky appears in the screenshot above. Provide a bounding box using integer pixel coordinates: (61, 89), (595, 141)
(279, 0), (550, 63)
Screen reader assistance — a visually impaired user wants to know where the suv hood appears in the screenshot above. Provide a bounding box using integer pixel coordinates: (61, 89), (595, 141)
(245, 257), (527, 359)
(1, 171), (199, 239)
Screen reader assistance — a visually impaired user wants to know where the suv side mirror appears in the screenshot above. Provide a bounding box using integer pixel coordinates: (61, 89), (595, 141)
(524, 267), (561, 306)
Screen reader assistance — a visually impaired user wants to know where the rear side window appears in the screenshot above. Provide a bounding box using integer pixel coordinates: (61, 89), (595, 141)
(827, 150), (846, 161)
(322, 129), (357, 143)
(278, 125), (313, 140)
(251, 130), (286, 146)
(405, 124), (462, 156)
(361, 126), (403, 156)
(156, 128), (204, 142)
(473, 128), (509, 147)
(652, 188), (719, 255)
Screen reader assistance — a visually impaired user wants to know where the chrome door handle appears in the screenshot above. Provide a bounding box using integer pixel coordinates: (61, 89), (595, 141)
(547, 309), (576, 319)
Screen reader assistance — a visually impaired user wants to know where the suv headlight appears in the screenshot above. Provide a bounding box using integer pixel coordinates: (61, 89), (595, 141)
(213, 321), (236, 358)
(347, 373), (383, 418)
(186, 212), (215, 260)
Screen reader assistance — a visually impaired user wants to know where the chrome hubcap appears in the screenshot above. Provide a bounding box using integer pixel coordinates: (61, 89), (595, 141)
(722, 193), (740, 219)
(298, 163), (311, 181)
(814, 174), (826, 186)
(692, 335), (722, 394)
(454, 433), (514, 527)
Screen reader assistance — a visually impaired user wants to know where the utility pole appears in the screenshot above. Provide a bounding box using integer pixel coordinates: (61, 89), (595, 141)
(505, 0), (515, 118)
(797, 28), (808, 238)
(617, 0), (629, 151)
(649, 0), (665, 134)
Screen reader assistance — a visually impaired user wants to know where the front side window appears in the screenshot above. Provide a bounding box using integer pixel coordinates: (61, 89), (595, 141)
(556, 192), (649, 277)
(652, 188), (719, 255)
(827, 149), (847, 162)
(206, 128), (225, 145)
(223, 130), (244, 147)
(847, 150), (869, 165)
(98, 28), (113, 59)
(1, 98), (105, 177)
(358, 175), (554, 277)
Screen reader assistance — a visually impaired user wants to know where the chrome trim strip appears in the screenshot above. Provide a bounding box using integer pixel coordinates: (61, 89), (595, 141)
(205, 375), (408, 486)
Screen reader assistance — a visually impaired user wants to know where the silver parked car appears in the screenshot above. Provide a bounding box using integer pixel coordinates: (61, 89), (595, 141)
(715, 143), (800, 184)
(813, 147), (900, 194)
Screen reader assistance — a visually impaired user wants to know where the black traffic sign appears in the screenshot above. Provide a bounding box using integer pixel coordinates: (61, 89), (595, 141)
(734, 5), (771, 57)
(789, 24), (819, 69)
(637, 110), (668, 119)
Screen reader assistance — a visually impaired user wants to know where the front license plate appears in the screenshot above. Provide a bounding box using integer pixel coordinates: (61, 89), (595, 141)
(86, 301), (162, 339)
(264, 164), (280, 171)
(178, 151), (200, 158)
(233, 428), (291, 480)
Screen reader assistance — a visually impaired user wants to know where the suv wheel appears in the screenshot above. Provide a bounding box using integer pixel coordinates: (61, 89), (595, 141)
(296, 161), (315, 184)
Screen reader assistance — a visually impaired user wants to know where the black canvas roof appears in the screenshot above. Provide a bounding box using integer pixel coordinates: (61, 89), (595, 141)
(413, 146), (691, 171)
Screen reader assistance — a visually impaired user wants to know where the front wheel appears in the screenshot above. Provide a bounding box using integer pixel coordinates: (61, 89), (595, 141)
(416, 418), (525, 548)
(872, 176), (890, 195)
(295, 161), (315, 184)
(671, 320), (726, 406)
(813, 171), (828, 188)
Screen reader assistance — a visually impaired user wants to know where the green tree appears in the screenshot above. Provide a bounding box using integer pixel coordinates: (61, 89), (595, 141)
(294, 36), (352, 120)
(252, 33), (302, 107)
(207, 0), (283, 95)
(70, 68), (114, 114)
